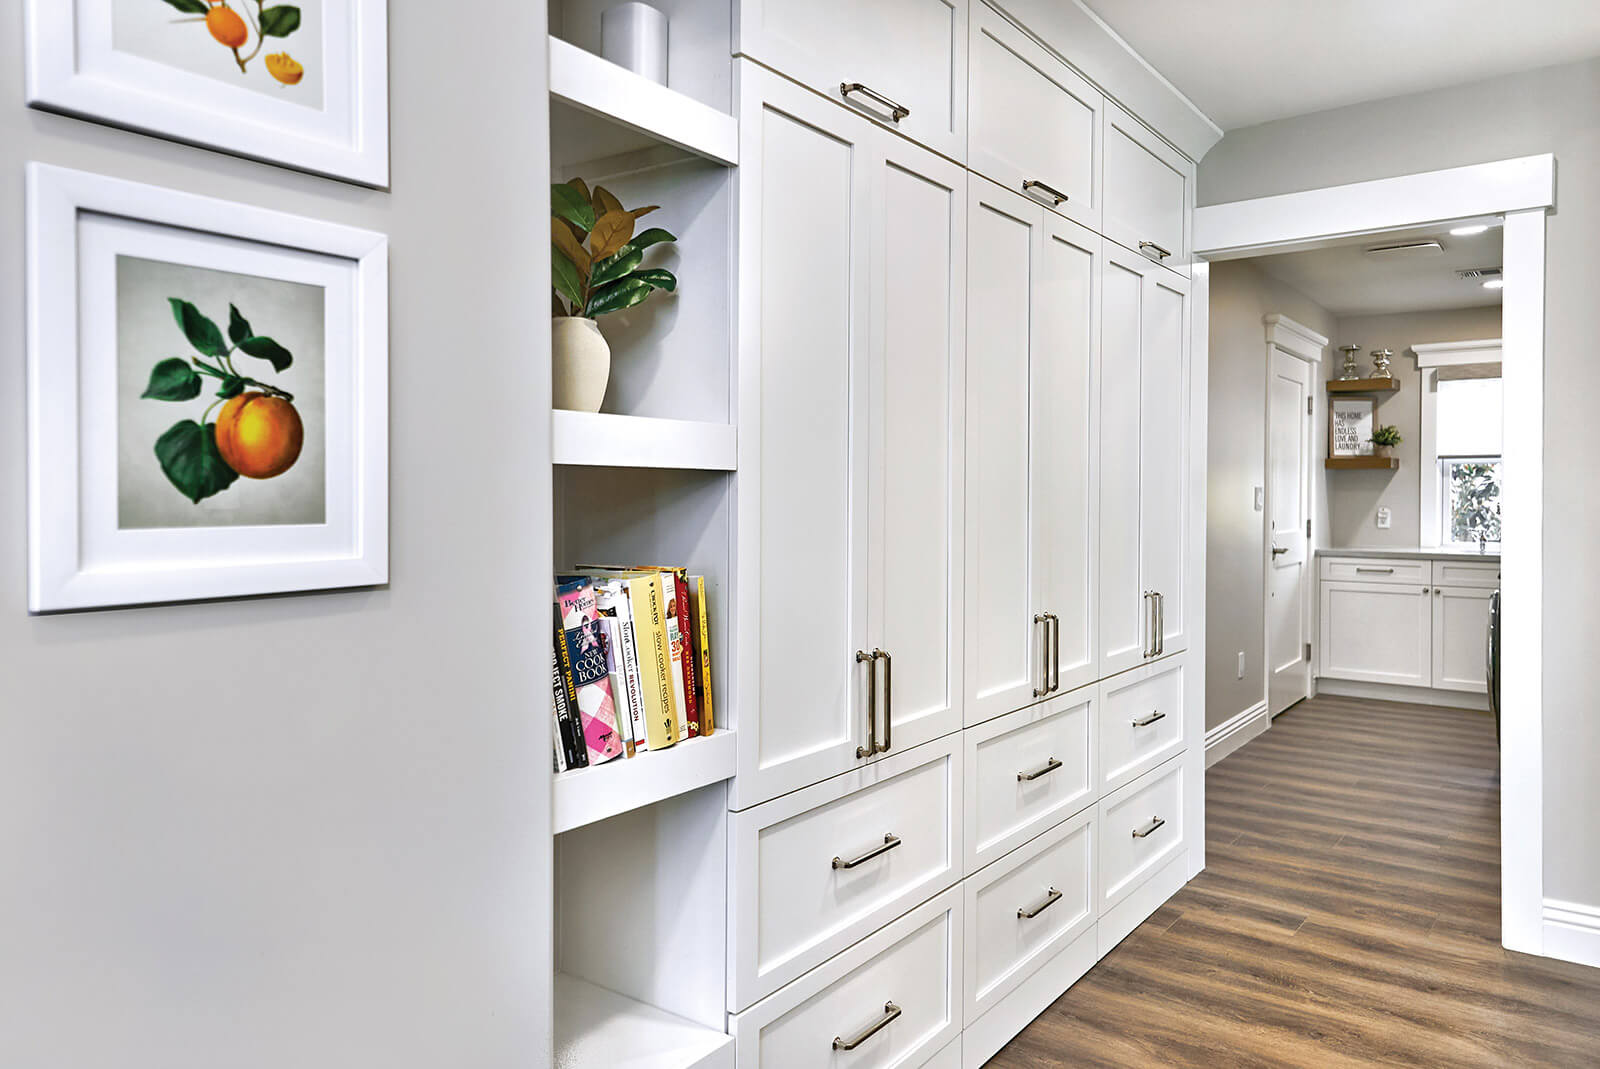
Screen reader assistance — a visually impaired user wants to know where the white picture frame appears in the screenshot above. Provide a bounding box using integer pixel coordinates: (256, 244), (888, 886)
(26, 162), (389, 612)
(24, 0), (388, 187)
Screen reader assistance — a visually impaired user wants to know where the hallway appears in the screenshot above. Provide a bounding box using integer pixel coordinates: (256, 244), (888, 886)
(991, 695), (1600, 1067)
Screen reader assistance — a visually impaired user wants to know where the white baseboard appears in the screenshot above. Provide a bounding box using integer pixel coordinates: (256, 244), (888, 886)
(1204, 700), (1269, 767)
(1542, 899), (1600, 969)
(1314, 677), (1489, 711)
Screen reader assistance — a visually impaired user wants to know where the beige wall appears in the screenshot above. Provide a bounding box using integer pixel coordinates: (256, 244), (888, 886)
(1205, 260), (1336, 730)
(1200, 57), (1600, 906)
(1323, 306), (1503, 548)
(0, 2), (554, 1065)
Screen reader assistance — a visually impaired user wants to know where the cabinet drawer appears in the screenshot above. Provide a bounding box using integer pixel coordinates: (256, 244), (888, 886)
(730, 735), (962, 1010)
(737, 0), (969, 161)
(1097, 757), (1185, 913)
(1320, 557), (1429, 584)
(1431, 559), (1500, 589)
(1099, 658), (1184, 794)
(964, 684), (1095, 873)
(732, 887), (963, 1069)
(1102, 102), (1190, 275)
(963, 809), (1094, 1022)
(968, 1), (1102, 231)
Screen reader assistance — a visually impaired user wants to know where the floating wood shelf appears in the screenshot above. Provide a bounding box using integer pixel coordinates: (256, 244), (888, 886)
(1325, 456), (1401, 470)
(1327, 378), (1402, 394)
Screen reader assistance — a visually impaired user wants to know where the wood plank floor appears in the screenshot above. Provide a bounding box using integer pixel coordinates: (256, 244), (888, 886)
(990, 694), (1600, 1068)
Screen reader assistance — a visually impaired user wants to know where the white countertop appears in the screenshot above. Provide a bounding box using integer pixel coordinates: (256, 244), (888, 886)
(1318, 546), (1501, 563)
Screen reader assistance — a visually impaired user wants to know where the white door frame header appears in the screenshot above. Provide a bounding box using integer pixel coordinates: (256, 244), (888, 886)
(1264, 313), (1328, 363)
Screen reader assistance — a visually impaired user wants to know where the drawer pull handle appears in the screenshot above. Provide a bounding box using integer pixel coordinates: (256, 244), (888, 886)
(833, 833), (901, 870)
(839, 82), (910, 123)
(1017, 757), (1063, 782)
(1132, 710), (1166, 728)
(832, 1001), (902, 1052)
(1022, 178), (1069, 206)
(1139, 240), (1173, 260)
(1355, 566), (1395, 574)
(1132, 816), (1166, 839)
(1018, 887), (1063, 920)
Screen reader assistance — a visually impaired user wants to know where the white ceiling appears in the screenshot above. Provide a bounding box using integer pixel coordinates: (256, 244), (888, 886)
(1252, 222), (1503, 317)
(1078, 0), (1600, 130)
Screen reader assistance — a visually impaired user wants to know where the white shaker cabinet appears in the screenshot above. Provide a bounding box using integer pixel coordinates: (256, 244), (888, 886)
(968, 0), (1103, 232)
(1102, 101), (1192, 275)
(734, 66), (965, 809)
(1433, 584), (1494, 692)
(1319, 580), (1433, 687)
(1099, 245), (1190, 678)
(736, 0), (969, 162)
(965, 177), (1101, 726)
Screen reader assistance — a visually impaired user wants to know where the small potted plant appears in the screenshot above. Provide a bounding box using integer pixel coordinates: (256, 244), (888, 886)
(1370, 424), (1402, 458)
(550, 179), (677, 412)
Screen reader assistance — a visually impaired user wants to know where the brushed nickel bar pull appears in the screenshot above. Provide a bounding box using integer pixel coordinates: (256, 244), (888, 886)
(1017, 757), (1063, 782)
(1044, 612), (1060, 692)
(1355, 566), (1395, 574)
(832, 1001), (902, 1052)
(833, 834), (902, 871)
(1139, 240), (1173, 260)
(877, 648), (892, 754)
(1017, 887), (1063, 920)
(1158, 593), (1165, 656)
(856, 650), (876, 759)
(1033, 613), (1050, 697)
(1132, 710), (1166, 727)
(1142, 592), (1153, 658)
(1132, 816), (1167, 839)
(1022, 179), (1069, 206)
(839, 82), (910, 122)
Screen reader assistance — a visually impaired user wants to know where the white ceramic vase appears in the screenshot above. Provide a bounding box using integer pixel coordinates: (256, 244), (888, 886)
(552, 317), (610, 413)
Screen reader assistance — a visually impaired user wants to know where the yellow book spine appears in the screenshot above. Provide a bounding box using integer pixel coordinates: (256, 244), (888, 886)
(628, 575), (680, 749)
(694, 576), (714, 735)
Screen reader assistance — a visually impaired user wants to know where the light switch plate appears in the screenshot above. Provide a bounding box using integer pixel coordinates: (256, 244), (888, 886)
(1377, 506), (1392, 529)
(1237, 652), (1246, 679)
(1253, 487), (1264, 511)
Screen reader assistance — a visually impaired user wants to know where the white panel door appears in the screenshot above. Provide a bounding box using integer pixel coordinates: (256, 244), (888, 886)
(870, 134), (967, 755)
(1032, 214), (1101, 697)
(967, 0), (1102, 232)
(1266, 348), (1313, 715)
(1319, 581), (1432, 687)
(735, 67), (873, 809)
(966, 180), (1043, 723)
(737, 0), (969, 162)
(1098, 247), (1146, 677)
(1141, 268), (1189, 659)
(1102, 101), (1191, 275)
(1433, 585), (1493, 693)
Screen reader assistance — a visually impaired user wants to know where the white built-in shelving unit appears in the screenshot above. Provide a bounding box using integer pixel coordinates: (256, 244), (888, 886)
(546, 2), (738, 1064)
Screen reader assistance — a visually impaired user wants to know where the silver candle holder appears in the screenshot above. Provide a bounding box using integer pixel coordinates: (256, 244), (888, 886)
(1337, 344), (1363, 380)
(1370, 348), (1394, 379)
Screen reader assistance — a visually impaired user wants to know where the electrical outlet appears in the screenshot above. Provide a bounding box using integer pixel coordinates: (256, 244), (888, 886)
(1253, 487), (1264, 511)
(1237, 652), (1246, 679)
(1377, 506), (1392, 530)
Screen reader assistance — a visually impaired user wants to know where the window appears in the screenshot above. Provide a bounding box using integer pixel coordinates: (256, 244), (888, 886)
(1434, 376), (1502, 547)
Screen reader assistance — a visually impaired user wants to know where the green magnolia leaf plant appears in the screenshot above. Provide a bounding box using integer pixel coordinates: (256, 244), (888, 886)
(551, 179), (678, 319)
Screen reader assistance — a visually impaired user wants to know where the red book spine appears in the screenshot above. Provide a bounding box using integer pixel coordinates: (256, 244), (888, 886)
(672, 571), (699, 738)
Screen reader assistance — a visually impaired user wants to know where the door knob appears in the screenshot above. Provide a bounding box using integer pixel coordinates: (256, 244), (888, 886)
(1271, 546), (1288, 557)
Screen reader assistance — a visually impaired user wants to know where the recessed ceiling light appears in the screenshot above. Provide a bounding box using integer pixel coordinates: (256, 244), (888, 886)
(1450, 224), (1489, 236)
(1483, 279), (1505, 290)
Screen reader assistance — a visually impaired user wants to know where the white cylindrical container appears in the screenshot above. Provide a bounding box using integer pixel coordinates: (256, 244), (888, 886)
(601, 2), (669, 85)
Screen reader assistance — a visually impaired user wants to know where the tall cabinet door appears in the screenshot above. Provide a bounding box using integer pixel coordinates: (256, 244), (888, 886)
(1098, 247), (1147, 677)
(965, 179), (1043, 724)
(1141, 268), (1190, 658)
(1031, 214), (1101, 697)
(734, 67), (874, 809)
(870, 136), (967, 754)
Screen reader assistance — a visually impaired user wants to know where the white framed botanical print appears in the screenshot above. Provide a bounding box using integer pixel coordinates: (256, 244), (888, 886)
(24, 0), (388, 186)
(26, 163), (389, 612)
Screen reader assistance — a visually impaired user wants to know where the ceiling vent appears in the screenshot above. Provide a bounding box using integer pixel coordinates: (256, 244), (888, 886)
(1457, 266), (1503, 281)
(1364, 240), (1445, 259)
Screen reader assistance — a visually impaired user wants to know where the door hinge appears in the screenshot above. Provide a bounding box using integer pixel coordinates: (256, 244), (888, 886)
(1305, 642), (1312, 660)
(1306, 519), (1311, 537)
(1307, 397), (1313, 415)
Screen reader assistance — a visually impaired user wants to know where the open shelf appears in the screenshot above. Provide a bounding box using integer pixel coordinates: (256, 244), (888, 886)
(554, 730), (736, 834)
(1326, 456), (1401, 470)
(549, 37), (738, 167)
(553, 411), (736, 471)
(554, 973), (733, 1069)
(1327, 377), (1402, 394)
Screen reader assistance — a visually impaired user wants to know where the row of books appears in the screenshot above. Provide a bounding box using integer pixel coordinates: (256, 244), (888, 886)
(552, 566), (715, 772)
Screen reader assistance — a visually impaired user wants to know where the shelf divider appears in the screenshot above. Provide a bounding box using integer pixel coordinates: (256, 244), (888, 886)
(554, 731), (737, 834)
(553, 410), (736, 471)
(554, 972), (733, 1069)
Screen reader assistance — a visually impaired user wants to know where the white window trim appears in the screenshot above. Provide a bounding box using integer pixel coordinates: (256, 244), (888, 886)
(1417, 346), (1504, 548)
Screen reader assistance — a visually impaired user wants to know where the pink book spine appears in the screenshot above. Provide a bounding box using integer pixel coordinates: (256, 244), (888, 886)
(556, 579), (625, 764)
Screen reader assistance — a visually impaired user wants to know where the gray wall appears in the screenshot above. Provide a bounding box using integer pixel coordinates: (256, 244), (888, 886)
(1204, 260), (1336, 730)
(1324, 306), (1503, 548)
(0, 4), (554, 1066)
(1201, 57), (1600, 906)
